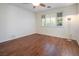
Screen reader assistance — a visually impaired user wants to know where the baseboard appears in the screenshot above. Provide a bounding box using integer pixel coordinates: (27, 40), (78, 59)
(37, 33), (79, 44)
(37, 33), (71, 39)
(0, 33), (36, 43)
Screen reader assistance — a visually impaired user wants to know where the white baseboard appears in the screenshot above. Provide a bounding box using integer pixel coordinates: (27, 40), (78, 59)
(0, 32), (36, 43)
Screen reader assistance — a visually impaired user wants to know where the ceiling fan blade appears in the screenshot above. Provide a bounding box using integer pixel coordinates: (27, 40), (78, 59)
(47, 6), (51, 8)
(33, 6), (36, 8)
(40, 3), (46, 7)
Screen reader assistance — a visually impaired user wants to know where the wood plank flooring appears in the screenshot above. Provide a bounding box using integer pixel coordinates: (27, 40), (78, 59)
(0, 33), (79, 56)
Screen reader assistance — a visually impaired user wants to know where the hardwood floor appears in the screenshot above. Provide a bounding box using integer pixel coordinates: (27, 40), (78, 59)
(0, 33), (79, 56)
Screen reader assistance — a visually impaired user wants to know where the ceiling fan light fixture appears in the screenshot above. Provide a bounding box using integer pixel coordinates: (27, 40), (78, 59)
(32, 3), (47, 8)
(32, 3), (40, 6)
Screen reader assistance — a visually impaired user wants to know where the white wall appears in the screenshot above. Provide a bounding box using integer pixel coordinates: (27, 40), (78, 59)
(0, 4), (36, 43)
(0, 4), (8, 42)
(73, 4), (79, 43)
(36, 4), (79, 42)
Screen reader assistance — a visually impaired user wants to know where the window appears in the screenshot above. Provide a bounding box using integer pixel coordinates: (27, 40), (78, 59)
(56, 12), (63, 26)
(45, 15), (51, 26)
(41, 14), (55, 27)
(41, 12), (63, 27)
(41, 15), (46, 26)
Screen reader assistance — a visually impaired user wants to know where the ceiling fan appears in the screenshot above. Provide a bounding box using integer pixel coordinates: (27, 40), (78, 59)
(32, 3), (51, 8)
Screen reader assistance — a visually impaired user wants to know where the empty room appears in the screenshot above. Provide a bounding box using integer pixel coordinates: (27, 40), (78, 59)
(0, 3), (79, 56)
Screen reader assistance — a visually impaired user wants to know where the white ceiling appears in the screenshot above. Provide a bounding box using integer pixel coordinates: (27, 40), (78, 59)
(12, 3), (74, 12)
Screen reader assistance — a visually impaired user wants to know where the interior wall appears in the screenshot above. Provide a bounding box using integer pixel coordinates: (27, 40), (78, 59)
(36, 4), (79, 42)
(74, 4), (79, 43)
(0, 4), (36, 43)
(0, 4), (7, 42)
